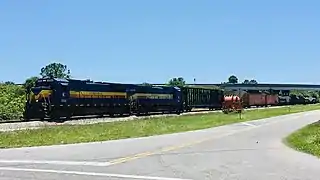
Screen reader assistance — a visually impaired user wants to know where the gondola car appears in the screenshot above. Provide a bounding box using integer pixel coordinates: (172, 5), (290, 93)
(289, 94), (306, 105)
(180, 86), (224, 112)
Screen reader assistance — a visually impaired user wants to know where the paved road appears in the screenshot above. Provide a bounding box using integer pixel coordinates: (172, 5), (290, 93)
(0, 110), (319, 180)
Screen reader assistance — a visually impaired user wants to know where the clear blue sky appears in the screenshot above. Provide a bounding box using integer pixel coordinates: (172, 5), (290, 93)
(0, 0), (319, 84)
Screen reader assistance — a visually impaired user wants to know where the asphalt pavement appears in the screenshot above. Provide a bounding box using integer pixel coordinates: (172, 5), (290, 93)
(0, 110), (319, 180)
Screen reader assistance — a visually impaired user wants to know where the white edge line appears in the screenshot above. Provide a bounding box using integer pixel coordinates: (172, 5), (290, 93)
(0, 167), (192, 180)
(0, 160), (111, 166)
(241, 122), (257, 127)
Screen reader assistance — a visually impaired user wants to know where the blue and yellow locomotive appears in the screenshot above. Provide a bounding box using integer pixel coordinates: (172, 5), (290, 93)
(23, 78), (183, 121)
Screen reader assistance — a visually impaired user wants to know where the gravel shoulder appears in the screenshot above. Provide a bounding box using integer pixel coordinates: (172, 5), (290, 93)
(0, 106), (285, 132)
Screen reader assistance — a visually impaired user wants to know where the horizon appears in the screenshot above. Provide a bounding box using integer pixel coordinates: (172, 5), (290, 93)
(7, 76), (320, 86)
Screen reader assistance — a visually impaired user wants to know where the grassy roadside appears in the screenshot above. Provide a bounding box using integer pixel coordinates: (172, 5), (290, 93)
(1, 104), (320, 148)
(285, 121), (320, 158)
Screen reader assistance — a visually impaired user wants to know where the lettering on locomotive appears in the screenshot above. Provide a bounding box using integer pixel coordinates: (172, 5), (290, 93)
(130, 93), (174, 99)
(69, 91), (127, 99)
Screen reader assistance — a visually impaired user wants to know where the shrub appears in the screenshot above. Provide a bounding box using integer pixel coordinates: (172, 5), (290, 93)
(0, 84), (26, 120)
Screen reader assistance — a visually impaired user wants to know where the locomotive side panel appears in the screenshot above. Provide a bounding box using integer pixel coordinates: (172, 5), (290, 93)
(128, 85), (181, 114)
(66, 80), (131, 117)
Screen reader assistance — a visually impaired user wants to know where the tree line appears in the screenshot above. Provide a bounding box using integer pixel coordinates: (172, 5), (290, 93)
(0, 62), (316, 121)
(4, 61), (257, 89)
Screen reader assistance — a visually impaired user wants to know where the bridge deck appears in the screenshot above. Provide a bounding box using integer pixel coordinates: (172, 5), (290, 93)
(152, 83), (320, 91)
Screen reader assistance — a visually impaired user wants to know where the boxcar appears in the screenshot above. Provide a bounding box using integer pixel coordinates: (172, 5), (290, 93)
(265, 94), (279, 106)
(242, 92), (279, 107)
(127, 85), (182, 115)
(180, 86), (224, 111)
(242, 93), (266, 107)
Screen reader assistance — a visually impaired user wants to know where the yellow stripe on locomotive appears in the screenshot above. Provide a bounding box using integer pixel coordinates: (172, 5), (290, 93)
(29, 90), (53, 102)
(131, 93), (173, 99)
(69, 91), (127, 99)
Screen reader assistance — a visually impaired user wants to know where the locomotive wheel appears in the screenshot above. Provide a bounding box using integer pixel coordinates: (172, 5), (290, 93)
(175, 110), (181, 115)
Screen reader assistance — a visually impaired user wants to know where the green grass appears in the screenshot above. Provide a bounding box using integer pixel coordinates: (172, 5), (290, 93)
(1, 104), (320, 149)
(286, 120), (320, 158)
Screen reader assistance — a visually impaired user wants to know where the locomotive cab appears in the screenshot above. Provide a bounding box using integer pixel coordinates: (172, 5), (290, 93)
(23, 78), (66, 120)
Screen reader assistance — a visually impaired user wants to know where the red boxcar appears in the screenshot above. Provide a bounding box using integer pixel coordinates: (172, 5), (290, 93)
(242, 93), (279, 107)
(266, 94), (279, 106)
(242, 93), (266, 107)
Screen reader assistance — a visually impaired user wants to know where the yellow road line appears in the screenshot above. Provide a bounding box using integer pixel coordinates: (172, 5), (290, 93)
(106, 111), (315, 167)
(107, 136), (214, 166)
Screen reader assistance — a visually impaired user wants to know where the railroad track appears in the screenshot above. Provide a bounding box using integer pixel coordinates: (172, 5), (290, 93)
(0, 106), (287, 132)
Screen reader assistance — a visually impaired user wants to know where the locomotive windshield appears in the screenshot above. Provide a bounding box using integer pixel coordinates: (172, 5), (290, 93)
(35, 79), (53, 88)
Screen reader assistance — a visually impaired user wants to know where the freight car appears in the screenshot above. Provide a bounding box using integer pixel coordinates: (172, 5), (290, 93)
(222, 95), (242, 113)
(241, 92), (278, 108)
(23, 78), (226, 121)
(278, 95), (291, 105)
(180, 86), (224, 112)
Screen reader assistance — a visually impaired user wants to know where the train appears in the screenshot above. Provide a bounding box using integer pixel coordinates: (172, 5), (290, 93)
(23, 78), (224, 121)
(22, 78), (319, 121)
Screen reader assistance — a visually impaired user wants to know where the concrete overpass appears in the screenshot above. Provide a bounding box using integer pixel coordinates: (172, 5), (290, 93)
(152, 83), (320, 91)
(207, 83), (320, 91)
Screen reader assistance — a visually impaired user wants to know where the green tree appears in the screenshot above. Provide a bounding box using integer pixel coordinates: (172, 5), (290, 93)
(4, 81), (15, 85)
(249, 79), (258, 84)
(168, 77), (186, 87)
(40, 62), (71, 79)
(23, 76), (39, 90)
(0, 83), (25, 120)
(141, 82), (153, 86)
(243, 79), (250, 84)
(228, 75), (238, 84)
